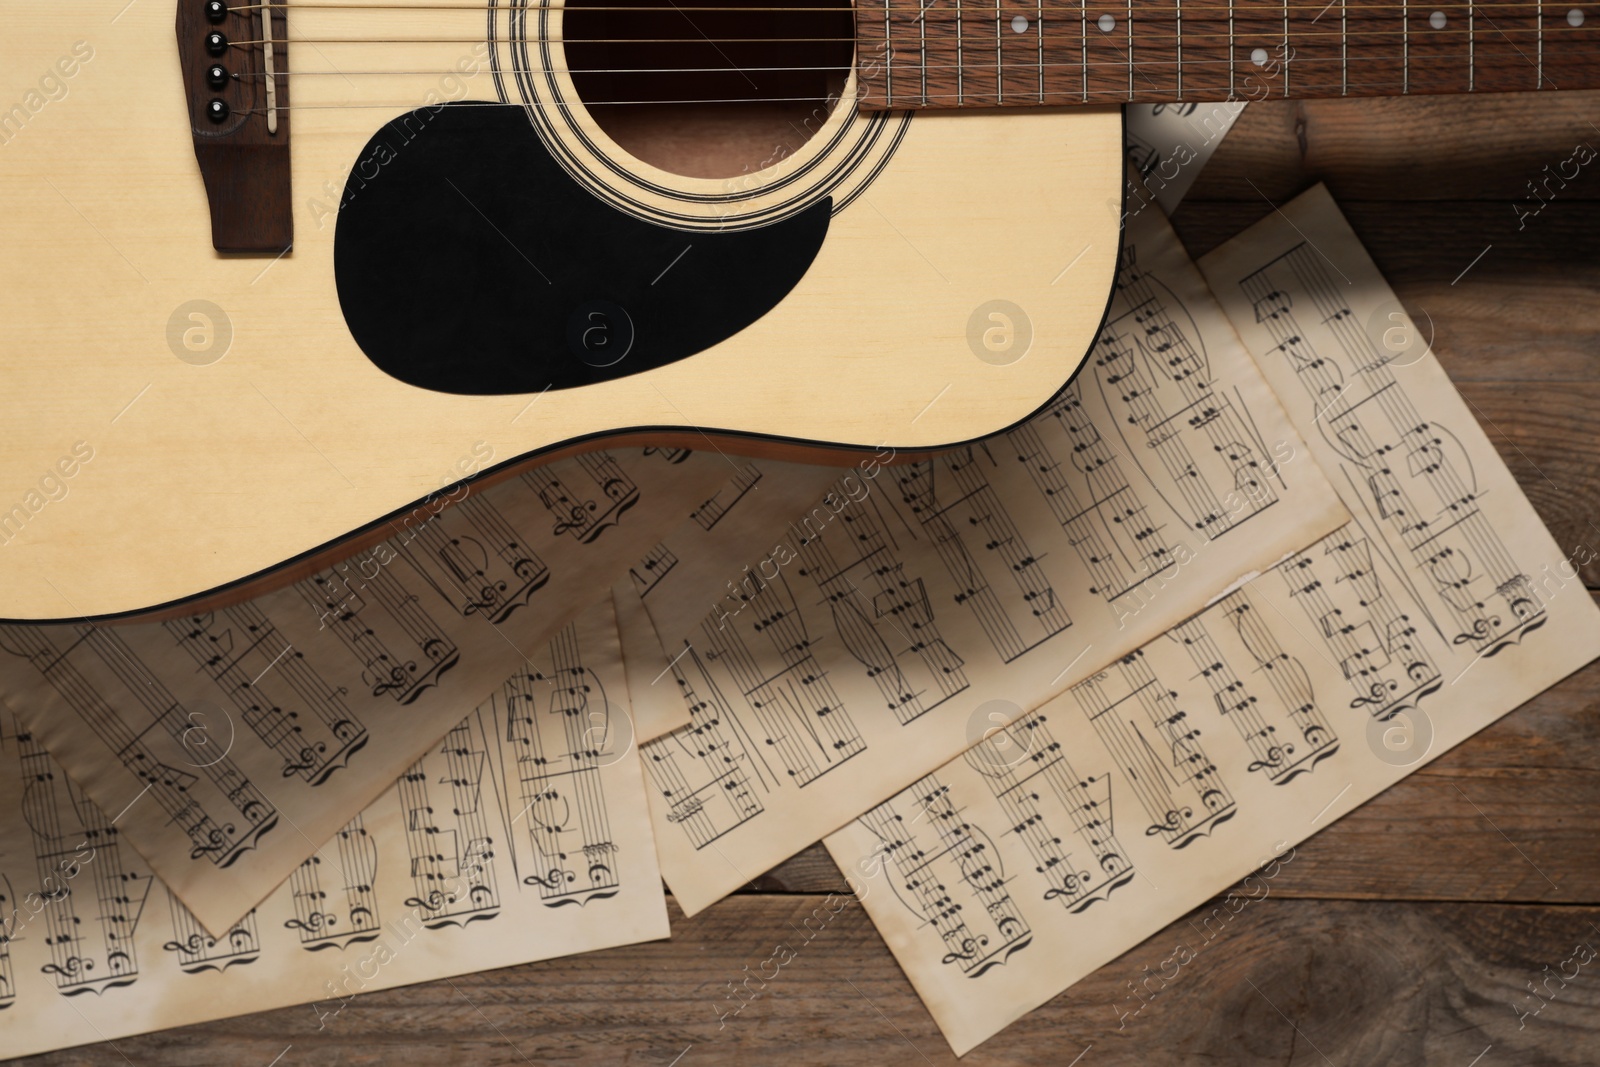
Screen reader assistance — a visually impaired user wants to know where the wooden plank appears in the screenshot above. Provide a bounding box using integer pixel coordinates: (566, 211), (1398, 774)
(16, 896), (1600, 1064)
(1181, 91), (1600, 204)
(1457, 382), (1600, 586)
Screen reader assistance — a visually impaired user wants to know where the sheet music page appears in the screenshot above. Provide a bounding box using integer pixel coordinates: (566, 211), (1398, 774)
(0, 448), (730, 934)
(821, 185), (1600, 1056)
(614, 579), (692, 744)
(0, 596), (670, 1063)
(633, 204), (1351, 916)
(617, 456), (852, 748)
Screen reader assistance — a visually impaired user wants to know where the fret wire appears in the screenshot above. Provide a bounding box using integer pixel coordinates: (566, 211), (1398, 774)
(1126, 0), (1133, 100)
(1283, 0), (1291, 96)
(1537, 0), (1543, 86)
(1470, 0), (1476, 89)
(956, 0), (963, 106)
(1404, 0), (1410, 91)
(920, 0), (928, 103)
(1036, 0), (1044, 102)
(884, 0), (893, 101)
(1080, 0), (1088, 100)
(1176, 0), (1183, 99)
(1342, 0), (1349, 95)
(1229, 0), (1236, 96)
(985, 0), (998, 103)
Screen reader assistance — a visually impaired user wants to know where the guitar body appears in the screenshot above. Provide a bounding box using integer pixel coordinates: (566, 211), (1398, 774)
(0, 1), (1122, 619)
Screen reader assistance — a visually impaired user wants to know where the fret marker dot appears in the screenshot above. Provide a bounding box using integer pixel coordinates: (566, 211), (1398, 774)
(1250, 46), (1269, 65)
(1098, 13), (1116, 31)
(1429, 9), (1446, 27)
(1011, 13), (1029, 31)
(1568, 7), (1584, 25)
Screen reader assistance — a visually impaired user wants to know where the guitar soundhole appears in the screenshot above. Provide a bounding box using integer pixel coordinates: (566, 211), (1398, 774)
(561, 0), (854, 178)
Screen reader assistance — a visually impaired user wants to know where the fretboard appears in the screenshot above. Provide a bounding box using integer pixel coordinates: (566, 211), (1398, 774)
(854, 0), (1600, 108)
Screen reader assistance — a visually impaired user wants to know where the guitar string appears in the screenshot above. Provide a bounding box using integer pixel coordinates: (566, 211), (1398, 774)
(232, 48), (1573, 82)
(225, 44), (1580, 65)
(226, 25), (1591, 43)
(234, 0), (1598, 12)
(238, 2), (856, 8)
(222, 4), (1586, 102)
(234, 67), (1565, 110)
(233, 65), (857, 74)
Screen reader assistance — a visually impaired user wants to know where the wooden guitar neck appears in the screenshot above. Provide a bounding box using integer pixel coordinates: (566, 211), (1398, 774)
(854, 0), (1600, 108)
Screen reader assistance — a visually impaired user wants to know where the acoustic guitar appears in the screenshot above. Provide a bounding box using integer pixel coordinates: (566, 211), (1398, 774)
(1, 0), (1591, 618)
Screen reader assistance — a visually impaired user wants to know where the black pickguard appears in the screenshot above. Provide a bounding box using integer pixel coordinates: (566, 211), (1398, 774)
(333, 103), (831, 395)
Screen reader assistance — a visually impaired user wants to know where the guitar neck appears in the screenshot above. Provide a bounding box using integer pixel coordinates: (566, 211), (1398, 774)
(853, 0), (1600, 108)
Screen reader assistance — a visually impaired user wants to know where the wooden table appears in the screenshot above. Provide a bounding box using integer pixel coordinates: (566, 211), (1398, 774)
(22, 92), (1600, 1066)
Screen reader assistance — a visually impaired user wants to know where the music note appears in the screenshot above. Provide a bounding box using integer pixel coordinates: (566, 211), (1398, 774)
(394, 494), (551, 625)
(1073, 650), (1237, 848)
(690, 464), (763, 532)
(859, 774), (1033, 977)
(164, 604), (369, 786)
(1168, 594), (1340, 785)
(164, 894), (259, 974)
(1237, 241), (1546, 657)
(890, 447), (1073, 663)
(524, 452), (641, 544)
(298, 560), (462, 705)
(962, 714), (1136, 911)
(16, 729), (152, 994)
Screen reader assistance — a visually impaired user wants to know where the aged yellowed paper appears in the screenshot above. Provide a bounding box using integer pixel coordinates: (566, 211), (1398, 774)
(615, 579), (691, 744)
(0, 448), (731, 934)
(633, 204), (1352, 915)
(0, 598), (669, 1062)
(822, 185), (1600, 1056)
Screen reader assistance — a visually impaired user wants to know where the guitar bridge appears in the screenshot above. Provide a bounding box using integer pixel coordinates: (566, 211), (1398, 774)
(176, 0), (292, 253)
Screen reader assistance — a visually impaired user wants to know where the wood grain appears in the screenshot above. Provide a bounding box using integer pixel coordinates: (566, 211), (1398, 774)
(14, 896), (1600, 1065)
(6, 88), (1599, 1067)
(856, 0), (1600, 110)
(1179, 90), (1600, 204)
